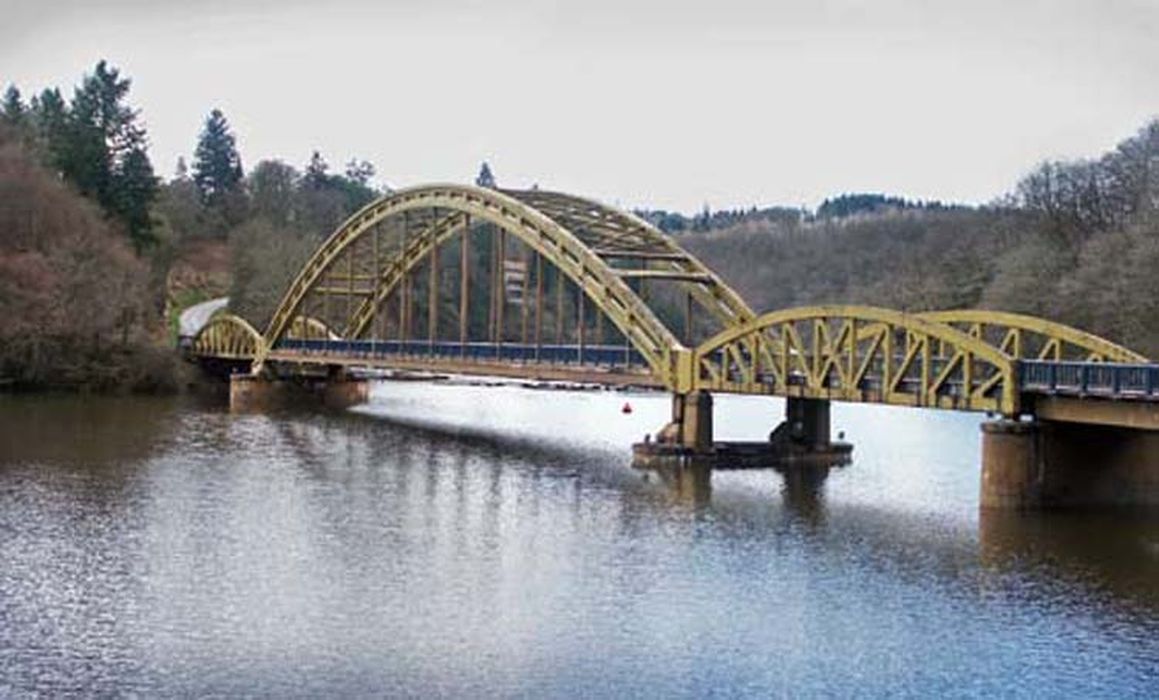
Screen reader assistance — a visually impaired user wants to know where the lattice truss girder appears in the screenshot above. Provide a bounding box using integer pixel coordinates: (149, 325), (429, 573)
(191, 314), (265, 359)
(693, 306), (1019, 414)
(917, 310), (1146, 363)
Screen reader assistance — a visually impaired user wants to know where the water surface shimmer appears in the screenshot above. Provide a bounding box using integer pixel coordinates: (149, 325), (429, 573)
(1, 384), (1156, 696)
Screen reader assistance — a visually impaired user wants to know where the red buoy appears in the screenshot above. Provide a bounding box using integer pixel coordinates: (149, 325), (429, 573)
(622, 402), (633, 414)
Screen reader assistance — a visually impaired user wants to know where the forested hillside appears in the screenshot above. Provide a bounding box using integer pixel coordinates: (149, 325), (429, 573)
(0, 63), (174, 390)
(0, 124), (173, 389)
(0, 63), (383, 389)
(680, 120), (1159, 356)
(2, 59), (1157, 390)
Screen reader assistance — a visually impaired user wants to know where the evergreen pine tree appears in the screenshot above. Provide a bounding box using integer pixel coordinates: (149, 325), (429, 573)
(46, 61), (159, 249)
(192, 109), (244, 208)
(305, 151), (329, 189)
(66, 61), (143, 202)
(5, 63), (157, 249)
(475, 161), (496, 188)
(30, 88), (68, 165)
(114, 147), (159, 250)
(2, 85), (25, 125)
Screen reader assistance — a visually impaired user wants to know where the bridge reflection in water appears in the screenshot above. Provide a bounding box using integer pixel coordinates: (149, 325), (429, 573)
(187, 184), (1159, 510)
(2, 391), (1155, 695)
(344, 380), (1159, 610)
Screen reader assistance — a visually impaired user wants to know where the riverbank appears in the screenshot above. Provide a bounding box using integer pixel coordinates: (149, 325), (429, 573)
(0, 342), (184, 395)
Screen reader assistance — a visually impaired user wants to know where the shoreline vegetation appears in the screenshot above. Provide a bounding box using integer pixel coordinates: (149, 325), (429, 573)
(2, 62), (1157, 393)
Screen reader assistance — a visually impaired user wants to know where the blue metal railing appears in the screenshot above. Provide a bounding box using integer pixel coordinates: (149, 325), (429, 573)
(273, 338), (648, 369)
(270, 340), (1159, 400)
(705, 351), (1159, 402)
(1019, 360), (1159, 399)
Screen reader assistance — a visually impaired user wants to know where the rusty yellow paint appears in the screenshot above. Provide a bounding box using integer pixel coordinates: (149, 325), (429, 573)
(286, 315), (340, 340)
(919, 310), (1147, 363)
(693, 305), (1019, 415)
(502, 189), (757, 332)
(192, 184), (1149, 418)
(191, 313), (265, 360)
(260, 184), (709, 382)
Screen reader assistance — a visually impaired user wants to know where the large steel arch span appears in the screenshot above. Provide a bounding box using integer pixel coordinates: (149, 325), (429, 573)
(261, 184), (745, 384)
(337, 190), (759, 341)
(285, 315), (340, 341)
(500, 189), (757, 329)
(693, 305), (1020, 415)
(917, 310), (1147, 363)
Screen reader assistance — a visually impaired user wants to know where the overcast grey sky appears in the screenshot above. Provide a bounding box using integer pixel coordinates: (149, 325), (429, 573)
(3, 0), (1157, 212)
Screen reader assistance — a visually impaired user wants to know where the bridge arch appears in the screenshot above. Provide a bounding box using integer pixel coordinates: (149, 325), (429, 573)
(334, 190), (759, 349)
(693, 305), (1020, 415)
(192, 313), (266, 360)
(285, 315), (340, 341)
(501, 189), (757, 330)
(260, 184), (751, 387)
(917, 310), (1147, 363)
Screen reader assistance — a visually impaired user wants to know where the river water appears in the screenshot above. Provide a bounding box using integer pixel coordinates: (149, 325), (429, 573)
(1, 382), (1156, 697)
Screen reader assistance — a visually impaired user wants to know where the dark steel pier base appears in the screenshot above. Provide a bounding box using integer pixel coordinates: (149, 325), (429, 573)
(631, 439), (852, 471)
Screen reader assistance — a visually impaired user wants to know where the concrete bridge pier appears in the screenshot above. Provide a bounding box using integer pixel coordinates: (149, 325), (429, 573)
(631, 391), (714, 468)
(771, 398), (831, 450)
(981, 419), (1159, 509)
(656, 391), (715, 453)
(229, 368), (369, 412)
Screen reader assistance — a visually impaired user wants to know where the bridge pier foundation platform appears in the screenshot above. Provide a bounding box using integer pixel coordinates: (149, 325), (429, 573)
(229, 373), (369, 412)
(632, 394), (852, 470)
(981, 419), (1159, 509)
(657, 391), (715, 454)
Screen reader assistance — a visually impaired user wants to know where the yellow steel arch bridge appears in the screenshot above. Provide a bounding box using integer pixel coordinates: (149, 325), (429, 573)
(189, 183), (1157, 425)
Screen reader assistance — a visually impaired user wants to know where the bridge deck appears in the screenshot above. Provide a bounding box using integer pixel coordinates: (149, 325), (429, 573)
(263, 342), (1159, 413)
(268, 339), (660, 387)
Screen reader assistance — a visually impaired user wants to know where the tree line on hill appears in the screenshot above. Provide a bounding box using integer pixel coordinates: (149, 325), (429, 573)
(2, 59), (1157, 388)
(0, 61), (507, 389)
(679, 119), (1159, 357)
(0, 63), (170, 389)
(636, 194), (962, 234)
(0, 62), (391, 389)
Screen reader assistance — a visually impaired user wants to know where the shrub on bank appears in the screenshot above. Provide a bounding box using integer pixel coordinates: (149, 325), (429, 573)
(0, 125), (175, 393)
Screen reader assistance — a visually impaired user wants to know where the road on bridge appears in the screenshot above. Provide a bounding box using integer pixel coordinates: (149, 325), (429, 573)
(179, 297), (229, 339)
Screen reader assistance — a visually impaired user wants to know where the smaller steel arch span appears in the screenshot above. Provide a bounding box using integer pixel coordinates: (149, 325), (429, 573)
(918, 310), (1148, 363)
(260, 184), (685, 385)
(693, 305), (1019, 415)
(192, 313), (266, 360)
